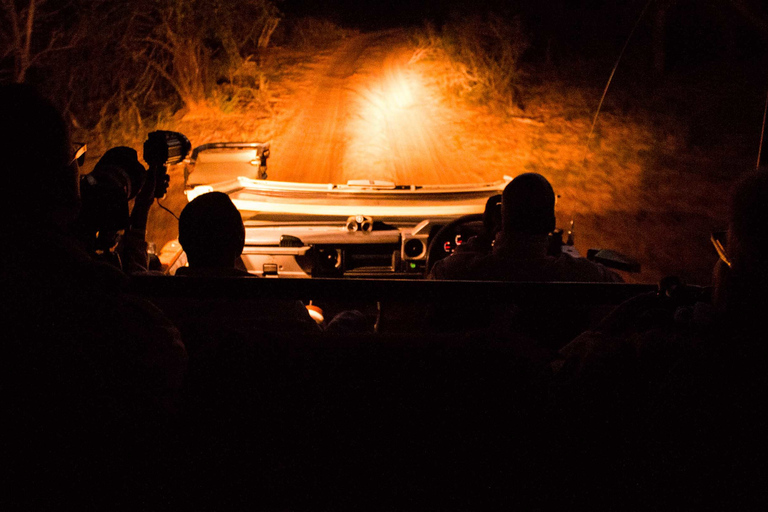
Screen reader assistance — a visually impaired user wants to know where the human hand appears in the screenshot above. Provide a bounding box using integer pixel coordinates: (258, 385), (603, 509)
(153, 166), (170, 199)
(130, 164), (158, 232)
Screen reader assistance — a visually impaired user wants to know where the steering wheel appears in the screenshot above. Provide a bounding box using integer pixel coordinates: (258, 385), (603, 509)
(425, 213), (484, 274)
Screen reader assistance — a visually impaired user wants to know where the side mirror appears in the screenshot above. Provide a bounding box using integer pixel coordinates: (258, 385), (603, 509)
(587, 248), (641, 273)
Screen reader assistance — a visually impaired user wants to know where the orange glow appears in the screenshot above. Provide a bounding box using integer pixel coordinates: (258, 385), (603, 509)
(343, 54), (467, 185)
(344, 63), (426, 182)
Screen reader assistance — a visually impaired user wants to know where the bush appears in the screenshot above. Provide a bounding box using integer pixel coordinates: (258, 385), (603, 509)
(281, 17), (350, 50)
(415, 14), (529, 111)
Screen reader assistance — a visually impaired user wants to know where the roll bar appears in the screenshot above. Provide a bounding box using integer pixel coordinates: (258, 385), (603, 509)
(189, 142), (270, 162)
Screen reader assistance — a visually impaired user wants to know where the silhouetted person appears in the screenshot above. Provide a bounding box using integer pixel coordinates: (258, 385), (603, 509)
(164, 191), (319, 334)
(170, 192), (371, 335)
(430, 173), (621, 282)
(425, 174), (619, 341)
(711, 171), (768, 323)
(176, 191), (250, 276)
(550, 170), (768, 509)
(455, 193), (502, 255)
(0, 84), (187, 508)
(74, 146), (159, 273)
(178, 192), (377, 330)
(641, 169), (768, 509)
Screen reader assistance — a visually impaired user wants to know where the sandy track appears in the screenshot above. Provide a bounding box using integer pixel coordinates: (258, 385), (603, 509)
(149, 30), (486, 257)
(269, 30), (484, 185)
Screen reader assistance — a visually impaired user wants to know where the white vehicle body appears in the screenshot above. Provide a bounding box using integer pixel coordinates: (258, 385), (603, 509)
(160, 142), (511, 278)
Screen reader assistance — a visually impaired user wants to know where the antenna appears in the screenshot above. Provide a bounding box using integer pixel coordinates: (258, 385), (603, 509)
(758, 89), (768, 171)
(584, 0), (657, 162)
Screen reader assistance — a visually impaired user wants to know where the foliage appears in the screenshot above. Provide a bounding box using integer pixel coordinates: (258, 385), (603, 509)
(0, 0), (284, 151)
(0, 0), (84, 82)
(278, 17), (350, 49)
(414, 13), (530, 112)
(136, 0), (282, 111)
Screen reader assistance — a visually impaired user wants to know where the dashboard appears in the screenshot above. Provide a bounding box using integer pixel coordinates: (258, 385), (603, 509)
(239, 216), (484, 278)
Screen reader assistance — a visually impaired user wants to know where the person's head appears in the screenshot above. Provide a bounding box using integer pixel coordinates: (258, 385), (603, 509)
(713, 170), (768, 315)
(178, 192), (245, 268)
(0, 84), (79, 228)
(501, 173), (556, 235)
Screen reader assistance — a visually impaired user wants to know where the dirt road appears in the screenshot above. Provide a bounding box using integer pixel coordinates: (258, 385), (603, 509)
(150, 30), (493, 261)
(268, 30), (489, 185)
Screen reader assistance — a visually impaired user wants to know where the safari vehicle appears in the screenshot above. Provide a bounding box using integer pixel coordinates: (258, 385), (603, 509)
(159, 142), (640, 281)
(146, 141), (651, 339)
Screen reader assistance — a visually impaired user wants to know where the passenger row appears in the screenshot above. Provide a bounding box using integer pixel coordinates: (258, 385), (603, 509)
(2, 83), (765, 510)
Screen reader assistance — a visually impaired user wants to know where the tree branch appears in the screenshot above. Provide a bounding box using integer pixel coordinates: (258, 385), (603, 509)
(138, 52), (187, 103)
(142, 36), (176, 56)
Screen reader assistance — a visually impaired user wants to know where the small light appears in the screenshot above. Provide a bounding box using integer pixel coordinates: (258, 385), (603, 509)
(185, 186), (214, 201)
(410, 262), (417, 269)
(306, 304), (324, 325)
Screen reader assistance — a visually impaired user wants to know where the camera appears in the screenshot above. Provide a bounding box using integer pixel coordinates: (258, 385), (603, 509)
(78, 146), (143, 253)
(143, 131), (192, 198)
(77, 130), (190, 253)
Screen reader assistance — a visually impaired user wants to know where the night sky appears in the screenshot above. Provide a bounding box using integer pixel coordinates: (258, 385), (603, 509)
(279, 0), (768, 66)
(280, 0), (459, 28)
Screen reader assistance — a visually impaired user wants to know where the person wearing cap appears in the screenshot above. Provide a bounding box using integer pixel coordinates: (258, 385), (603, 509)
(429, 173), (622, 283)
